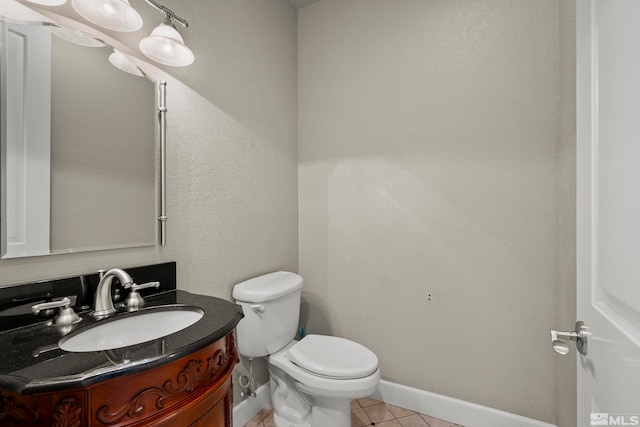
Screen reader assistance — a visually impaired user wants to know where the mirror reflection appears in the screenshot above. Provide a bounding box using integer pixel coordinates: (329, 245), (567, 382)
(1, 19), (157, 258)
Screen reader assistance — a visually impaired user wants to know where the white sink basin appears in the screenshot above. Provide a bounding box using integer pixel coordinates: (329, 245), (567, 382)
(59, 306), (204, 352)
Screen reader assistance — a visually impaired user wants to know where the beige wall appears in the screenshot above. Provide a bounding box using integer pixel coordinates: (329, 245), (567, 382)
(298, 0), (574, 424)
(0, 0), (297, 329)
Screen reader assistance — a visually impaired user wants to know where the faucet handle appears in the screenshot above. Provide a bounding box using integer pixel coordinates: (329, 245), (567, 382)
(124, 281), (160, 309)
(32, 297), (81, 326)
(131, 281), (160, 292)
(32, 297), (72, 315)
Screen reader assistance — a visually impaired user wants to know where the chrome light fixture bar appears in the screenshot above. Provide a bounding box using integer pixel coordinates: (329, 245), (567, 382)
(143, 0), (188, 28)
(139, 0), (194, 67)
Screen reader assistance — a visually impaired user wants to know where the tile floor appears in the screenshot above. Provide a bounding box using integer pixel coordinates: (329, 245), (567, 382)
(244, 397), (463, 427)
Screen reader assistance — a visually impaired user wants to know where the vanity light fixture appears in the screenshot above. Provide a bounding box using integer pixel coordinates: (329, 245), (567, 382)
(108, 49), (145, 76)
(70, 0), (143, 32)
(24, 0), (194, 67)
(139, 0), (194, 67)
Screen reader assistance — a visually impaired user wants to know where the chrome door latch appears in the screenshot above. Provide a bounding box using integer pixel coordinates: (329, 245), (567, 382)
(550, 321), (588, 356)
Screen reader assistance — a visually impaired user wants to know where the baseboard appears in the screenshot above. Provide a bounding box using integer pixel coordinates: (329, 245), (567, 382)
(233, 382), (271, 427)
(232, 379), (556, 427)
(370, 380), (556, 427)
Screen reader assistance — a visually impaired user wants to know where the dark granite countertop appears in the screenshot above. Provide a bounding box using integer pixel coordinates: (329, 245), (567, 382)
(0, 290), (243, 395)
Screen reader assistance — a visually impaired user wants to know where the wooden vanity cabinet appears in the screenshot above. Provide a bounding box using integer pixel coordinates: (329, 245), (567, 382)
(0, 332), (237, 427)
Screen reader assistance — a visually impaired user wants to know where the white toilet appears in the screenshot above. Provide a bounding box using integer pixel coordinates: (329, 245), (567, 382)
(233, 271), (380, 427)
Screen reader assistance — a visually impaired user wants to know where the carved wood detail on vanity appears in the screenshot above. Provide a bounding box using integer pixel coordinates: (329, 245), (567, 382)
(95, 338), (236, 425)
(52, 397), (83, 427)
(0, 394), (40, 424)
(0, 332), (237, 427)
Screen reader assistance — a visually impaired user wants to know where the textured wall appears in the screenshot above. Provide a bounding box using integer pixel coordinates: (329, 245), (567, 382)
(0, 0), (297, 321)
(298, 0), (568, 423)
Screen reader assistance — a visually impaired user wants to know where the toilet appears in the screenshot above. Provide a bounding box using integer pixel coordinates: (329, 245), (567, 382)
(233, 271), (380, 427)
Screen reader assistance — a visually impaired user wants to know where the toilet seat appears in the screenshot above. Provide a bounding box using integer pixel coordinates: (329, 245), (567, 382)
(286, 335), (378, 379)
(269, 340), (381, 400)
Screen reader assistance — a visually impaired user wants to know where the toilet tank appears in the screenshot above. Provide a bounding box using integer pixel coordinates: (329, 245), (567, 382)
(232, 271), (303, 357)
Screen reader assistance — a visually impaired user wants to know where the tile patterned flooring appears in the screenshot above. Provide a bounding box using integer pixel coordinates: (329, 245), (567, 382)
(244, 397), (463, 427)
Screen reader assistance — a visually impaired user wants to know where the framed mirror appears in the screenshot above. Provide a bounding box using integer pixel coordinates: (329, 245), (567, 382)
(0, 18), (158, 259)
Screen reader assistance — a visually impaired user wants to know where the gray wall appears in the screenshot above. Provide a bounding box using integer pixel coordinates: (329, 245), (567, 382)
(298, 0), (575, 424)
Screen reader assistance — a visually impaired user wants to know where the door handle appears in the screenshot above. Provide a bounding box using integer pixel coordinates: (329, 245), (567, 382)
(550, 321), (588, 356)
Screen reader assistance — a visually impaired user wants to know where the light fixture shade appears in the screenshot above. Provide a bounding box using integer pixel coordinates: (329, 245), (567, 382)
(71, 0), (143, 32)
(24, 0), (67, 5)
(109, 49), (145, 76)
(50, 25), (105, 47)
(139, 23), (194, 67)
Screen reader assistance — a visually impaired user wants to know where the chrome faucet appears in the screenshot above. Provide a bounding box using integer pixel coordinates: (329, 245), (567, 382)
(92, 268), (134, 319)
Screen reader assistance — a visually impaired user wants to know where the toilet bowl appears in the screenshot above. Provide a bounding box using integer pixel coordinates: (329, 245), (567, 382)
(232, 272), (380, 427)
(268, 338), (380, 427)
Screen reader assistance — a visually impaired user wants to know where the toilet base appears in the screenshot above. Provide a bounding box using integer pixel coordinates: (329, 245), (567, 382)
(267, 340), (380, 427)
(270, 364), (311, 427)
(271, 397), (351, 427)
(311, 397), (351, 427)
(273, 410), (308, 427)
(269, 364), (353, 427)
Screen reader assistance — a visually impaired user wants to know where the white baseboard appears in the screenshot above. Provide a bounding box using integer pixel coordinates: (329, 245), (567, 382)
(370, 380), (556, 427)
(232, 379), (556, 427)
(233, 382), (271, 427)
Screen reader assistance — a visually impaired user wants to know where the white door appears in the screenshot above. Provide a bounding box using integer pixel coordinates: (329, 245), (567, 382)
(576, 1), (640, 425)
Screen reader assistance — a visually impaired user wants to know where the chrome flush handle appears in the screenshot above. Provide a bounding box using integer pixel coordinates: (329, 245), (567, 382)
(250, 305), (265, 313)
(550, 321), (589, 356)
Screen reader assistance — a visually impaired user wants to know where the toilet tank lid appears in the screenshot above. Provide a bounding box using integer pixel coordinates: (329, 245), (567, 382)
(233, 271), (303, 303)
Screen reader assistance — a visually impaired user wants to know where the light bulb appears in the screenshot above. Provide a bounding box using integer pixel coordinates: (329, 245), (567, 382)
(109, 50), (145, 76)
(139, 23), (194, 67)
(71, 0), (143, 32)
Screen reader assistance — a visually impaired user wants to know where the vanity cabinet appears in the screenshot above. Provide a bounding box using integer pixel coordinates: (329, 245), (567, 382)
(0, 332), (237, 427)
